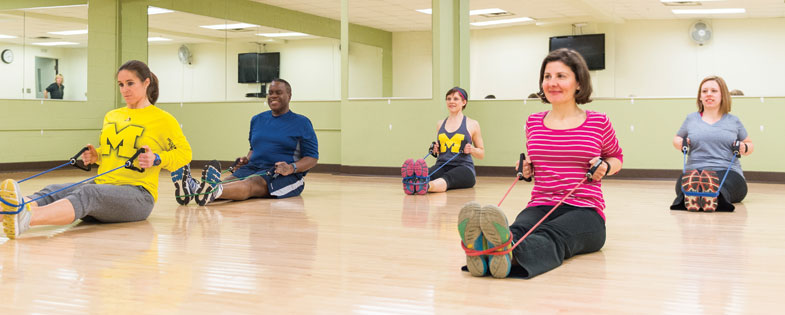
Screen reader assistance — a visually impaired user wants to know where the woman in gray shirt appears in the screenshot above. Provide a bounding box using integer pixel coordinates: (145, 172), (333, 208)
(671, 75), (754, 211)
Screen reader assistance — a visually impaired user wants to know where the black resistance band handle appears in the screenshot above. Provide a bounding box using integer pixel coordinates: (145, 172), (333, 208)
(428, 141), (438, 158)
(70, 147), (94, 172)
(124, 148), (146, 173)
(517, 153), (532, 182)
(681, 137), (689, 154)
(586, 159), (603, 182)
(732, 140), (741, 158)
(228, 157), (242, 173)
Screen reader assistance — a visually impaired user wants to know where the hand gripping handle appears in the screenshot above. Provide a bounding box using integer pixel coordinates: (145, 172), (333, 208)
(517, 153), (532, 182)
(70, 147), (94, 171)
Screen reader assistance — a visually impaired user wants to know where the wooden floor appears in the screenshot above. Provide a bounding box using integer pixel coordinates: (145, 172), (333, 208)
(1, 169), (784, 313)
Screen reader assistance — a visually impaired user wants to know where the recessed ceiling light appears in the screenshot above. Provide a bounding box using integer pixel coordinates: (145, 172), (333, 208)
(256, 32), (308, 37)
(416, 8), (508, 16)
(32, 42), (78, 46)
(672, 8), (746, 14)
(0, 34), (18, 39)
(200, 23), (258, 30)
(469, 8), (507, 15)
(471, 17), (534, 26)
(148, 6), (174, 15)
(147, 37), (172, 42)
(48, 29), (88, 36)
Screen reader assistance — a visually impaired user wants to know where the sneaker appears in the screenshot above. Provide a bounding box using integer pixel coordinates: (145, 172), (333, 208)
(1, 179), (32, 239)
(195, 160), (223, 206)
(480, 204), (513, 278)
(401, 159), (416, 195)
(172, 164), (199, 205)
(681, 169), (702, 211)
(700, 170), (720, 212)
(458, 201), (487, 276)
(414, 159), (429, 195)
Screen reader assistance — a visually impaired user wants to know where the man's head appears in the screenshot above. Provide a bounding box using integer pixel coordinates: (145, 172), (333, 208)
(267, 78), (292, 115)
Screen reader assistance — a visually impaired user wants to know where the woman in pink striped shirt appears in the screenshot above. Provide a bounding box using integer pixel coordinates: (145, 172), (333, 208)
(458, 48), (623, 279)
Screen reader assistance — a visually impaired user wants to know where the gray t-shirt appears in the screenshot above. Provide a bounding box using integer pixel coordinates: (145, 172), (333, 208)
(677, 112), (747, 176)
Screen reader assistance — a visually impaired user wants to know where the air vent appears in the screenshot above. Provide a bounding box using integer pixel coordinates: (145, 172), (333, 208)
(661, 1), (703, 6)
(479, 11), (514, 18)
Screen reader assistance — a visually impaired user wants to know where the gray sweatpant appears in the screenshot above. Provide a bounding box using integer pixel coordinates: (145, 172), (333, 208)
(27, 181), (154, 223)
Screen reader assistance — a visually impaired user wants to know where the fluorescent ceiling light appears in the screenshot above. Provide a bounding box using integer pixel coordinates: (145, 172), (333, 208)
(25, 4), (85, 10)
(672, 8), (745, 14)
(257, 32), (308, 37)
(0, 34), (18, 39)
(471, 17), (534, 26)
(470, 8), (507, 15)
(200, 23), (258, 30)
(148, 6), (174, 15)
(417, 8), (509, 16)
(32, 42), (78, 46)
(147, 37), (172, 42)
(48, 29), (88, 35)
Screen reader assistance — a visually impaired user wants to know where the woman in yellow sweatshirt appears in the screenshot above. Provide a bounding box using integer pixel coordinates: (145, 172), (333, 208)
(1, 60), (192, 239)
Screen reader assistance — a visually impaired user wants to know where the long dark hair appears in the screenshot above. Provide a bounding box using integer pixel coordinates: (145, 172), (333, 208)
(118, 60), (159, 104)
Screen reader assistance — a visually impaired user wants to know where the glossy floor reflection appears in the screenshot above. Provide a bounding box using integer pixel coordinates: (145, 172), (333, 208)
(1, 170), (783, 313)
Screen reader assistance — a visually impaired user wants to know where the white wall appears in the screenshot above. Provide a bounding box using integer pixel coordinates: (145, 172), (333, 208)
(470, 18), (785, 99)
(0, 44), (87, 100)
(392, 31), (432, 98)
(0, 44), (25, 99)
(151, 37), (379, 103)
(348, 42), (383, 98)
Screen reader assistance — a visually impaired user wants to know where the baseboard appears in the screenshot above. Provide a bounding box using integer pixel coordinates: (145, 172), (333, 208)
(2, 161), (783, 183)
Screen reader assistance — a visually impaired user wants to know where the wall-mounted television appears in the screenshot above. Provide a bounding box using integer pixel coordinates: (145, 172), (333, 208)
(548, 34), (605, 71)
(238, 52), (280, 83)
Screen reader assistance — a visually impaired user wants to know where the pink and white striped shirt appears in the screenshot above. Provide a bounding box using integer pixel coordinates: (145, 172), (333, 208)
(525, 110), (623, 219)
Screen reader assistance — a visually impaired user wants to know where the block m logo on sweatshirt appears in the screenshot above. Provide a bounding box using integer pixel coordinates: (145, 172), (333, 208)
(101, 123), (144, 158)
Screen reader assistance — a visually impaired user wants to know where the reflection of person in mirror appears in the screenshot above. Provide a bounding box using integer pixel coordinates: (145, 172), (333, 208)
(0, 60), (193, 240)
(44, 73), (65, 99)
(189, 78), (320, 206)
(671, 75), (753, 212)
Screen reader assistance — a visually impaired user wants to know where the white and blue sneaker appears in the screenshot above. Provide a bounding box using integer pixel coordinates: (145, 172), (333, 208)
(196, 160), (223, 206)
(172, 164), (200, 205)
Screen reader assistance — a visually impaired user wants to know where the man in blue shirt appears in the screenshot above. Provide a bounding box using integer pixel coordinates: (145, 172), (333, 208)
(195, 78), (319, 205)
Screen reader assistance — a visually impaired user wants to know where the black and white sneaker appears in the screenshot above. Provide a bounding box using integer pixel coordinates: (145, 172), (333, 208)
(195, 160), (223, 206)
(171, 164), (199, 205)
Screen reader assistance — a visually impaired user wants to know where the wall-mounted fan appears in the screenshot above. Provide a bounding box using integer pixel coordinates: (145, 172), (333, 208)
(178, 45), (192, 65)
(689, 21), (712, 46)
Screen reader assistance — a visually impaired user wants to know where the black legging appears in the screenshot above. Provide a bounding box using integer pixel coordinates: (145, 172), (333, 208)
(670, 169), (747, 211)
(428, 164), (475, 190)
(509, 204), (606, 278)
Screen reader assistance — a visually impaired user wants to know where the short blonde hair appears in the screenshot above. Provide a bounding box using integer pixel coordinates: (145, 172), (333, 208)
(697, 75), (731, 115)
(55, 73), (64, 81)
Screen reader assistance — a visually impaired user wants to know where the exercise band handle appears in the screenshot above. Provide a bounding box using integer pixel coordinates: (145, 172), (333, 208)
(732, 140), (741, 158)
(681, 137), (689, 154)
(124, 148), (146, 173)
(69, 147), (95, 172)
(586, 159), (603, 182)
(428, 141), (438, 158)
(517, 153), (532, 182)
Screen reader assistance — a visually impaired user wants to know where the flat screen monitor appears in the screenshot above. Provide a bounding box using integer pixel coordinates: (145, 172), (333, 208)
(238, 52), (280, 83)
(548, 34), (605, 70)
